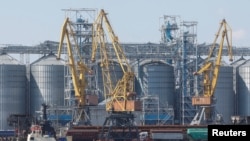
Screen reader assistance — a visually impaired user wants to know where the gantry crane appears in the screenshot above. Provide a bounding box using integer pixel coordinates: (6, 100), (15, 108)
(190, 19), (233, 125)
(57, 17), (93, 125)
(91, 9), (141, 140)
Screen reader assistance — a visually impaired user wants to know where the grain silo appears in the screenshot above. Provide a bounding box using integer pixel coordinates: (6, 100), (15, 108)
(30, 53), (65, 116)
(0, 53), (26, 130)
(138, 60), (175, 125)
(213, 61), (234, 124)
(230, 56), (246, 115)
(140, 60), (175, 107)
(237, 59), (250, 116)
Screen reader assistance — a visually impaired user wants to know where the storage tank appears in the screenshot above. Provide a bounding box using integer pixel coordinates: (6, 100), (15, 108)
(0, 54), (26, 130)
(140, 60), (175, 108)
(230, 56), (246, 115)
(30, 53), (65, 116)
(136, 60), (175, 125)
(213, 61), (234, 124)
(237, 59), (250, 116)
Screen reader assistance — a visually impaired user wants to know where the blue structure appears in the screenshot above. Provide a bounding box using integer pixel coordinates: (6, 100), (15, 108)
(165, 21), (173, 42)
(48, 114), (72, 125)
(144, 114), (173, 125)
(0, 130), (15, 137)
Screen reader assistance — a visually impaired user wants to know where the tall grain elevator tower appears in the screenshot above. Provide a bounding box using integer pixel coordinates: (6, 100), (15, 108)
(160, 16), (198, 124)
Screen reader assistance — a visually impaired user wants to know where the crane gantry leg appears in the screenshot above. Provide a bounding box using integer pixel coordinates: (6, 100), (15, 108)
(99, 112), (139, 141)
(190, 105), (224, 125)
(190, 107), (206, 125)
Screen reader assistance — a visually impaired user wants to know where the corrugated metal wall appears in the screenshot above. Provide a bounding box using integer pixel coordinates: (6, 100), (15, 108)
(30, 54), (65, 116)
(231, 57), (246, 115)
(140, 60), (175, 108)
(214, 63), (234, 124)
(238, 60), (250, 116)
(0, 54), (26, 130)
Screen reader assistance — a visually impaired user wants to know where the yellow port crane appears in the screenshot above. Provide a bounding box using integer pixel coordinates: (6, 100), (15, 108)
(191, 19), (233, 125)
(57, 17), (92, 125)
(91, 9), (140, 140)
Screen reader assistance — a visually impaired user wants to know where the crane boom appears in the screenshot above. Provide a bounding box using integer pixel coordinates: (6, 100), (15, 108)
(191, 19), (233, 125)
(57, 17), (91, 107)
(91, 9), (140, 140)
(57, 17), (92, 125)
(92, 9), (139, 112)
(192, 19), (233, 105)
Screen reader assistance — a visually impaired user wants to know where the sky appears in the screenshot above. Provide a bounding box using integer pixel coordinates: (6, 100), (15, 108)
(0, 0), (250, 47)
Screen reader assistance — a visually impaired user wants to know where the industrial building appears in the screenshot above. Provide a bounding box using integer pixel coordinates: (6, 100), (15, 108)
(1, 8), (250, 140)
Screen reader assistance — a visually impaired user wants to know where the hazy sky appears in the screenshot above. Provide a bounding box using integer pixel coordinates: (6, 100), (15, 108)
(0, 0), (250, 47)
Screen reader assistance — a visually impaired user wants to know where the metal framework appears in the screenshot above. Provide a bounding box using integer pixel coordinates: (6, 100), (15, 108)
(141, 95), (174, 125)
(91, 9), (139, 140)
(190, 19), (233, 125)
(1, 13), (250, 128)
(1, 41), (249, 60)
(180, 21), (198, 125)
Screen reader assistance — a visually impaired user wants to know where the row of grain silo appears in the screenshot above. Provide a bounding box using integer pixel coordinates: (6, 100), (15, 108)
(0, 53), (65, 130)
(1, 52), (250, 129)
(0, 54), (176, 129)
(101, 57), (250, 124)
